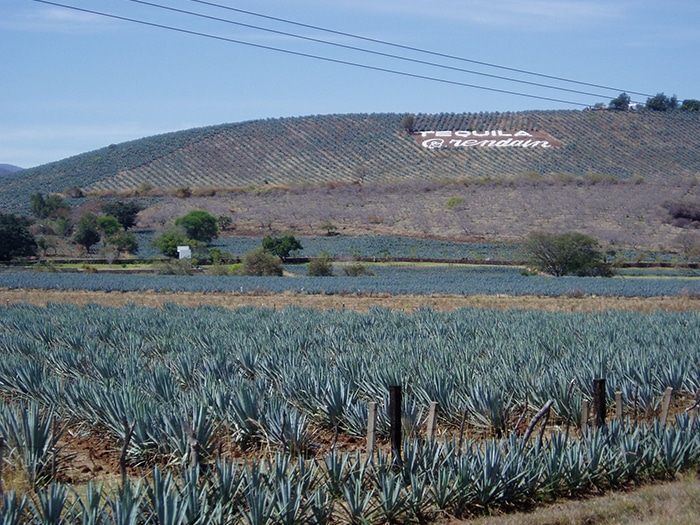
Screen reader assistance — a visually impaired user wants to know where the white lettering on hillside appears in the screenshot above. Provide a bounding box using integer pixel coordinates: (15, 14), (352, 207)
(413, 130), (560, 149)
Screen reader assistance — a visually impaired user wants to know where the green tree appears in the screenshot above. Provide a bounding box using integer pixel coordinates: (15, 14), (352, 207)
(609, 92), (631, 110)
(150, 227), (194, 258)
(96, 215), (122, 238)
(646, 92), (679, 111)
(0, 213), (37, 261)
(54, 217), (73, 237)
(307, 253), (333, 276)
(107, 231), (139, 256)
(239, 247), (283, 276)
(524, 231), (612, 277)
(175, 210), (219, 242)
(680, 99), (700, 111)
(101, 201), (143, 230)
(29, 192), (70, 219)
(262, 235), (303, 261)
(400, 114), (416, 133)
(73, 214), (101, 253)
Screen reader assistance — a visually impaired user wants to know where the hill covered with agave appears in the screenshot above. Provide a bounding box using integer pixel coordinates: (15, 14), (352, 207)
(2, 110), (700, 214)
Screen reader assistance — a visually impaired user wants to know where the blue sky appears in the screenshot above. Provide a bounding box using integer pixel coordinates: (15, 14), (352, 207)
(2, 0), (699, 168)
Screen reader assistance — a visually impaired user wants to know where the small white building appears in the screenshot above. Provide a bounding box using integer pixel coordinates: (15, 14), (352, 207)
(177, 245), (192, 259)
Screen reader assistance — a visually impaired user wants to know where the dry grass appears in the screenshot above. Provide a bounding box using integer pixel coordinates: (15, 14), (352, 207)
(454, 474), (700, 525)
(2, 288), (700, 313)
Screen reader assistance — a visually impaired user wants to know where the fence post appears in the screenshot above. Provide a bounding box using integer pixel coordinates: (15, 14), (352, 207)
(366, 402), (377, 456)
(0, 434), (4, 494)
(615, 391), (623, 421)
(426, 402), (438, 441)
(182, 419), (200, 470)
(389, 385), (402, 462)
(581, 398), (589, 437)
(660, 387), (673, 427)
(593, 378), (606, 428)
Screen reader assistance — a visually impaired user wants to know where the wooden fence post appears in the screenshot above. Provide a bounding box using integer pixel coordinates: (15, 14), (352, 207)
(389, 385), (402, 462)
(581, 398), (589, 437)
(660, 387), (673, 427)
(121, 417), (136, 487)
(593, 379), (606, 428)
(615, 391), (623, 421)
(182, 419), (200, 470)
(426, 402), (438, 441)
(0, 434), (4, 495)
(366, 402), (377, 456)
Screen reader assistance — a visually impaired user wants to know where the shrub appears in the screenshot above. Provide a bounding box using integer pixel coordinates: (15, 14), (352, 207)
(343, 263), (374, 277)
(155, 259), (196, 275)
(307, 254), (333, 276)
(239, 248), (283, 276)
(524, 231), (613, 277)
(664, 199), (700, 227)
(204, 263), (232, 276)
(446, 196), (465, 210)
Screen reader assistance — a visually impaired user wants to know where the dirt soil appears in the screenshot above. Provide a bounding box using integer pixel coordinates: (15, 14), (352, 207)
(3, 288), (700, 313)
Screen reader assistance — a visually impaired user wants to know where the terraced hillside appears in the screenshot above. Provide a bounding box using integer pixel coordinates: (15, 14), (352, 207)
(2, 110), (699, 214)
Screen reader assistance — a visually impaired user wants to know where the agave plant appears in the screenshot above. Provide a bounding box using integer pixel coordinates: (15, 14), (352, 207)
(107, 480), (146, 525)
(70, 481), (109, 525)
(27, 482), (69, 525)
(145, 467), (189, 525)
(0, 490), (28, 525)
(0, 401), (65, 487)
(160, 404), (220, 467)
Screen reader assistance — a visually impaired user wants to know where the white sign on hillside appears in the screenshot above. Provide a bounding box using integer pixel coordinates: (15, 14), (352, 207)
(413, 130), (562, 149)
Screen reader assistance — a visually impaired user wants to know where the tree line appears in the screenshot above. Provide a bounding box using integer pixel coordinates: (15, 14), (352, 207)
(608, 92), (700, 112)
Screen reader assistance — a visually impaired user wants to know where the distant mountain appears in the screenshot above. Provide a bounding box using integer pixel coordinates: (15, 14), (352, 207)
(1, 110), (699, 213)
(0, 164), (23, 176)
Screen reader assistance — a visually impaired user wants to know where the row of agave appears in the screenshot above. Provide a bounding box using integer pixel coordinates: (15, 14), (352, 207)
(4, 265), (700, 297)
(1, 304), (699, 467)
(2, 416), (700, 524)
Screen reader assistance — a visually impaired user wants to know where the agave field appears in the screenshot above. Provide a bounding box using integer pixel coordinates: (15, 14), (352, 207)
(4, 110), (700, 215)
(1, 303), (700, 523)
(2, 264), (699, 297)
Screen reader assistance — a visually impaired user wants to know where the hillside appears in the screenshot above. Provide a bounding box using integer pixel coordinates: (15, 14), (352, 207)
(0, 164), (23, 176)
(2, 110), (699, 214)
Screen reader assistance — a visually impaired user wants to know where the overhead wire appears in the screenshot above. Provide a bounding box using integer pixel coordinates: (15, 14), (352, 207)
(122, 0), (616, 101)
(185, 0), (654, 99)
(29, 0), (643, 107)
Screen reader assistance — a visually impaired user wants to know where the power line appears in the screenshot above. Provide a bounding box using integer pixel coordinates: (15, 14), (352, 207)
(186, 0), (654, 99)
(28, 0), (593, 107)
(122, 0), (614, 101)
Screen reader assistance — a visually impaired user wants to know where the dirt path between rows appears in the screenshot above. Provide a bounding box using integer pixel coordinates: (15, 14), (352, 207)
(2, 288), (700, 312)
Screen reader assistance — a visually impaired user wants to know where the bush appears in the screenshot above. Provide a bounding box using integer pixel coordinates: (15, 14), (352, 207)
(204, 263), (232, 276)
(343, 263), (374, 277)
(664, 199), (700, 227)
(239, 248), (283, 276)
(524, 231), (613, 277)
(155, 259), (197, 275)
(307, 254), (333, 276)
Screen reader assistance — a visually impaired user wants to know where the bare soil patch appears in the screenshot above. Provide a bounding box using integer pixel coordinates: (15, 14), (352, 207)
(3, 288), (700, 312)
